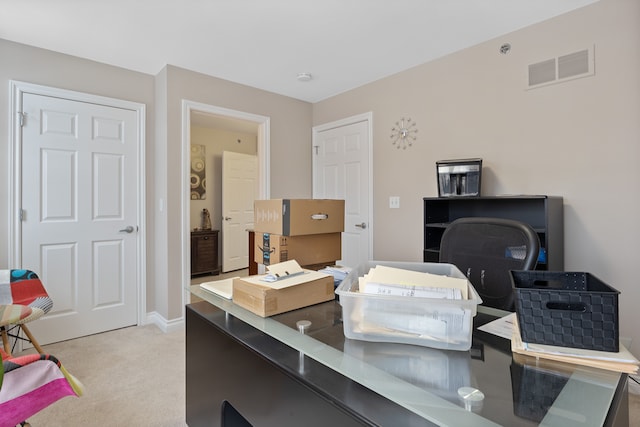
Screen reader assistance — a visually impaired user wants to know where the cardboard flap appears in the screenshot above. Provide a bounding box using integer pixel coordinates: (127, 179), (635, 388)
(241, 269), (332, 290)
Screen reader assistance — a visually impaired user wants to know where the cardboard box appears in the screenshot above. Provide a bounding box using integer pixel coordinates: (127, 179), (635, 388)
(255, 232), (342, 266)
(232, 271), (335, 317)
(254, 199), (344, 236)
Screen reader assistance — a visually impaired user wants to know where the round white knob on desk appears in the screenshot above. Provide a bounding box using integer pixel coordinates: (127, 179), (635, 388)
(296, 320), (312, 333)
(458, 386), (485, 412)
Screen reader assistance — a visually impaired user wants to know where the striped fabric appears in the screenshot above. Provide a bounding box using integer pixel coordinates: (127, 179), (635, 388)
(1, 271), (82, 425)
(0, 305), (32, 327)
(0, 269), (53, 325)
(0, 353), (83, 426)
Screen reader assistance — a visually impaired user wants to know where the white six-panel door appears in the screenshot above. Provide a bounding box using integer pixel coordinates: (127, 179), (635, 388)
(19, 91), (140, 345)
(222, 151), (258, 272)
(313, 115), (372, 269)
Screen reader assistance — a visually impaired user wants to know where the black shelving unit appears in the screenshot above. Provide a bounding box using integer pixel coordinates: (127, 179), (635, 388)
(423, 196), (564, 271)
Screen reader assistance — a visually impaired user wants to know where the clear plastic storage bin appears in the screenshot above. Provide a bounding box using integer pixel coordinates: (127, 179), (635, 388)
(335, 261), (482, 351)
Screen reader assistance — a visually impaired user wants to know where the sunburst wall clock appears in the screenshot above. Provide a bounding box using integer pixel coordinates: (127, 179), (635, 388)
(390, 117), (418, 149)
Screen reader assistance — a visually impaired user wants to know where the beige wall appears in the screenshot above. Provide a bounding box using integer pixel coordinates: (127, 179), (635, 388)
(158, 65), (313, 319)
(313, 0), (640, 355)
(189, 126), (258, 231)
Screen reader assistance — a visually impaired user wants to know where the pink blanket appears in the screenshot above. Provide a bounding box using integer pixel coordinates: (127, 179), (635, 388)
(0, 354), (82, 427)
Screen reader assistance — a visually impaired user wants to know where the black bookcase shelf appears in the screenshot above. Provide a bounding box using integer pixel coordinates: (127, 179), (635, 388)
(423, 196), (564, 271)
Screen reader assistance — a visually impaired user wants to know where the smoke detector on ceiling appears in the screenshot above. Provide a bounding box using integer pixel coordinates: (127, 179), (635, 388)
(499, 43), (511, 54)
(297, 72), (313, 82)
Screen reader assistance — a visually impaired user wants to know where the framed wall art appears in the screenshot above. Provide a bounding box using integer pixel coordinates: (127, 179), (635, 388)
(191, 144), (206, 200)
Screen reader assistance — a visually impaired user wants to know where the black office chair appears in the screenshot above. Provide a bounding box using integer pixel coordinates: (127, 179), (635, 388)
(439, 217), (540, 311)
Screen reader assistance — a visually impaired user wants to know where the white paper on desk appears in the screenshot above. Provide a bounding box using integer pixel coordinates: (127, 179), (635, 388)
(523, 340), (639, 364)
(199, 277), (238, 299)
(323, 266), (351, 275)
(477, 312), (517, 340)
(510, 316), (640, 371)
(358, 306), (470, 344)
(242, 269), (332, 290)
(363, 282), (462, 299)
(261, 260), (305, 282)
(362, 265), (468, 299)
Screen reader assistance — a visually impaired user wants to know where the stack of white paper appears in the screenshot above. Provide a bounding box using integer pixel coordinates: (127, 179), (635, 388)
(319, 265), (351, 285)
(359, 265), (468, 300)
(509, 314), (640, 374)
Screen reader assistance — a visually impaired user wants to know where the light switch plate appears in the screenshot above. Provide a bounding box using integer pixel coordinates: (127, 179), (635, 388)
(389, 196), (400, 209)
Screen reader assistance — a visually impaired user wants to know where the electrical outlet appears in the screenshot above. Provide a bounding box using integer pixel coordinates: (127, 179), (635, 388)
(389, 196), (400, 209)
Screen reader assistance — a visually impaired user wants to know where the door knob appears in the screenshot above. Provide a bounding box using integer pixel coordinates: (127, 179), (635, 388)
(224, 217), (232, 221)
(355, 222), (367, 229)
(119, 226), (135, 233)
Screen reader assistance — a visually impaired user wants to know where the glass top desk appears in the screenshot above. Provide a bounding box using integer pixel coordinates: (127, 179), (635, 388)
(187, 285), (628, 427)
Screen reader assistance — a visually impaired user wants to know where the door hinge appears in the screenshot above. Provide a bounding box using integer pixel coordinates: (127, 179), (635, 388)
(19, 209), (25, 221)
(18, 112), (26, 127)
(313, 145), (319, 155)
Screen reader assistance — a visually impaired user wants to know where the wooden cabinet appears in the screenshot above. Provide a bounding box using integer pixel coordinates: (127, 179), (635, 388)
(191, 230), (220, 276)
(423, 196), (564, 271)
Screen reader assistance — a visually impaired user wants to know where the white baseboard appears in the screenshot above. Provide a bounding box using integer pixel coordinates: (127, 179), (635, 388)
(144, 311), (185, 333)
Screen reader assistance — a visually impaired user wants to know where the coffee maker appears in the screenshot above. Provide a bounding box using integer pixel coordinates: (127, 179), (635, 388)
(436, 158), (482, 197)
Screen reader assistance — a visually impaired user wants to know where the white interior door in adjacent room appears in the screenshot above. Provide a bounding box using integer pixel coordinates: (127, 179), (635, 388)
(222, 151), (258, 272)
(11, 82), (145, 346)
(312, 113), (373, 269)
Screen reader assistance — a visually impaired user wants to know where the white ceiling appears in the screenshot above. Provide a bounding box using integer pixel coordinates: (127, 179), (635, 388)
(1, 0), (597, 103)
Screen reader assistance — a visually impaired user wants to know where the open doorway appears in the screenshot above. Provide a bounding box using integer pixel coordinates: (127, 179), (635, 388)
(181, 100), (270, 307)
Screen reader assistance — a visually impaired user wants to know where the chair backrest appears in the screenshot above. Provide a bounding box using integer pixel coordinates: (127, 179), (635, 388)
(6, 270), (53, 314)
(439, 217), (540, 311)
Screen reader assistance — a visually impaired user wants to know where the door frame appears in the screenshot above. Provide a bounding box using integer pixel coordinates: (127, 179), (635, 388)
(312, 112), (374, 263)
(9, 80), (147, 326)
(180, 100), (270, 306)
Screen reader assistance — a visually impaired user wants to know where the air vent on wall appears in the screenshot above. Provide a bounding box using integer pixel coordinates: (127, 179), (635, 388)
(527, 46), (594, 89)
(529, 59), (556, 86)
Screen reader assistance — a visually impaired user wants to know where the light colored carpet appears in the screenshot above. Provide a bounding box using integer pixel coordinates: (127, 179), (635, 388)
(18, 324), (186, 426)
